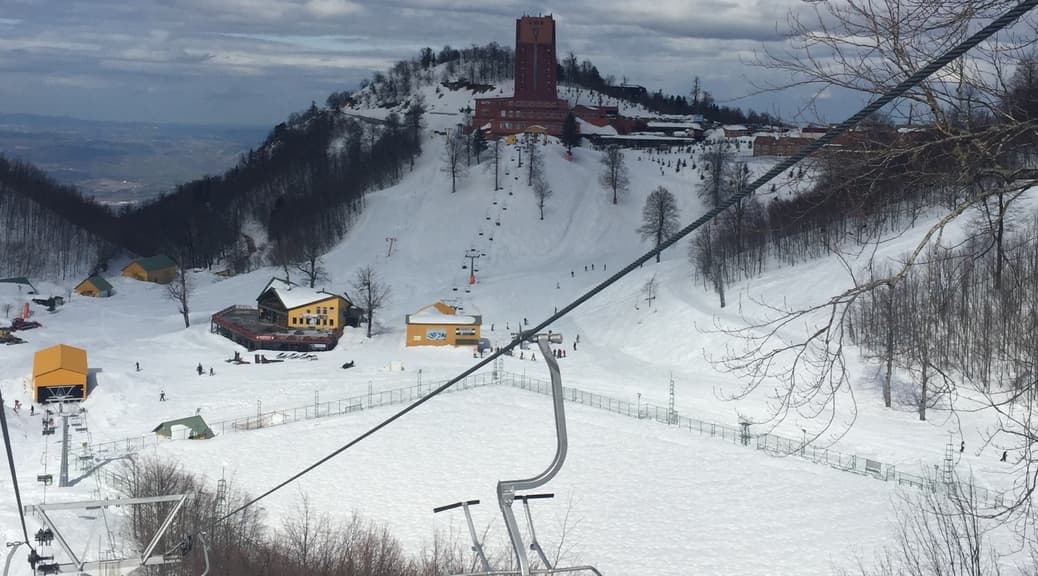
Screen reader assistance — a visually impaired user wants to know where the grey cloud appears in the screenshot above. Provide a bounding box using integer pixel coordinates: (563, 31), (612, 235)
(0, 0), (830, 124)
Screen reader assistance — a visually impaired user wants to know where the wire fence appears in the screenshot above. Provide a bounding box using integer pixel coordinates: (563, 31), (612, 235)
(87, 372), (498, 457)
(498, 371), (1006, 509)
(85, 367), (1005, 509)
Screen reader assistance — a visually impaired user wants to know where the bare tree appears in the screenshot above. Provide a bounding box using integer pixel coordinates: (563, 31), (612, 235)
(526, 135), (543, 186)
(844, 470), (1025, 576)
(532, 175), (553, 220)
(709, 0), (1038, 512)
(351, 265), (391, 338)
(599, 146), (629, 204)
(167, 266), (192, 328)
(295, 240), (329, 289)
(637, 185), (681, 263)
(442, 128), (468, 193)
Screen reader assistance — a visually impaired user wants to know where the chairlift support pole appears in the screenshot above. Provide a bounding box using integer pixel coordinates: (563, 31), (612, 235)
(517, 494), (554, 570)
(433, 500), (491, 573)
(497, 332), (566, 576)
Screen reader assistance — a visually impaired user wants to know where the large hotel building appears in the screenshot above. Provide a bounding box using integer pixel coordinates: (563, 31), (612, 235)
(472, 15), (572, 137)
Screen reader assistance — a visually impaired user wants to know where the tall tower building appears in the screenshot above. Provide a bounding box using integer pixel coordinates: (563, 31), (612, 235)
(514, 15), (557, 101)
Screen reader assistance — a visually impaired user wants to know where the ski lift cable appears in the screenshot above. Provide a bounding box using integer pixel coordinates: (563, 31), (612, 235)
(0, 388), (36, 554)
(173, 0), (1038, 547)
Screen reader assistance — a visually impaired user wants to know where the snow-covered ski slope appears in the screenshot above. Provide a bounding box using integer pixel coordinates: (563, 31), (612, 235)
(0, 80), (1029, 575)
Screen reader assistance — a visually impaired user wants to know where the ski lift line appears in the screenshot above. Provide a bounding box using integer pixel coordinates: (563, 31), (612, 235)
(171, 1), (1038, 546)
(0, 388), (35, 555)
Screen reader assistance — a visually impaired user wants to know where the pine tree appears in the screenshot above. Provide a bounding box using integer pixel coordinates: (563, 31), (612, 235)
(561, 112), (580, 150)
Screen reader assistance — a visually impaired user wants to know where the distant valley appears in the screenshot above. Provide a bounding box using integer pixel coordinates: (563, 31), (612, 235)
(0, 113), (267, 205)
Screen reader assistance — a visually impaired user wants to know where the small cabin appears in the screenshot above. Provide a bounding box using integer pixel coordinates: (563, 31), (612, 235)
(153, 416), (214, 440)
(405, 302), (482, 347)
(121, 255), (177, 284)
(74, 276), (113, 298)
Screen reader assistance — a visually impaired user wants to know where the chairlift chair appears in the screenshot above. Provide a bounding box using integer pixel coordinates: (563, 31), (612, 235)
(434, 332), (603, 576)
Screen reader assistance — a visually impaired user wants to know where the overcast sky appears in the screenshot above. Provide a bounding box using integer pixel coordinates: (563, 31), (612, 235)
(0, 0), (838, 127)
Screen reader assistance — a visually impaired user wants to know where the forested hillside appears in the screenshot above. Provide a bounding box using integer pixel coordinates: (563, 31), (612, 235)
(0, 43), (775, 282)
(0, 156), (118, 280)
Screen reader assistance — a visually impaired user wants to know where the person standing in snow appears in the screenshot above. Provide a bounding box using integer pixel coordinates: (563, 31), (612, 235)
(209, 367), (214, 376)
(197, 363), (203, 376)
(136, 361), (141, 372)
(159, 391), (166, 402)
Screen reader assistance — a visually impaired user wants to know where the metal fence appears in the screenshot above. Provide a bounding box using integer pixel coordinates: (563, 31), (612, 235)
(205, 372), (496, 435)
(87, 372), (498, 457)
(85, 367), (1005, 509)
(497, 371), (1006, 509)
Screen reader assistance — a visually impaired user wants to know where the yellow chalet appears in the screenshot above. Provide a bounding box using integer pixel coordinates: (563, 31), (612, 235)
(33, 344), (89, 403)
(74, 275), (113, 298)
(406, 301), (482, 347)
(256, 277), (353, 331)
(121, 255), (177, 284)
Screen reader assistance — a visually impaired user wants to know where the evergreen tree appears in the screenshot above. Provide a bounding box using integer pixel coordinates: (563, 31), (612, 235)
(561, 112), (580, 150)
(471, 129), (488, 164)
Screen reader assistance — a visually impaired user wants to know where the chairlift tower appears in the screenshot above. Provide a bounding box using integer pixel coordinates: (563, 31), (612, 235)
(24, 494), (189, 575)
(464, 248), (482, 285)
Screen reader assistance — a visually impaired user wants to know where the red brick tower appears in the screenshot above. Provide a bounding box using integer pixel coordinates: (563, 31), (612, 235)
(514, 15), (557, 101)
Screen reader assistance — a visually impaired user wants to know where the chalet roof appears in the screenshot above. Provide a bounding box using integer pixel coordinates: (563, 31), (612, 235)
(125, 255), (176, 272)
(407, 302), (479, 325)
(258, 277), (346, 310)
(78, 276), (113, 292)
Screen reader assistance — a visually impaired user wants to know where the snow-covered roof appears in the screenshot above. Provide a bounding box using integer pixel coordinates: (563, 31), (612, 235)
(576, 118), (618, 135)
(407, 301), (479, 325)
(407, 312), (478, 325)
(601, 134), (696, 142)
(259, 277), (342, 310)
(647, 121), (702, 130)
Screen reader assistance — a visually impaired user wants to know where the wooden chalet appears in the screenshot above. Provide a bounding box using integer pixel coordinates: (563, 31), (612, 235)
(74, 276), (113, 298)
(121, 255), (177, 284)
(405, 301), (482, 347)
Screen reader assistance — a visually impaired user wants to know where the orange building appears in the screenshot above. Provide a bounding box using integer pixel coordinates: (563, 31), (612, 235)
(121, 255), (177, 284)
(405, 302), (482, 347)
(33, 344), (89, 403)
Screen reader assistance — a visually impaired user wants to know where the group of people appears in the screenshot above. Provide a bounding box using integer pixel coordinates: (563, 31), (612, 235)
(196, 363), (214, 376)
(9, 400), (36, 415)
